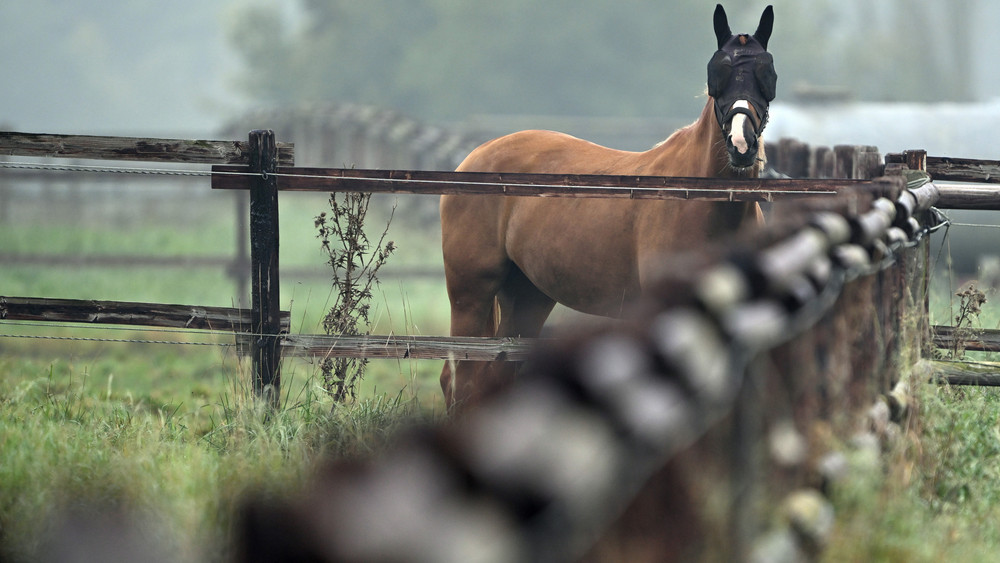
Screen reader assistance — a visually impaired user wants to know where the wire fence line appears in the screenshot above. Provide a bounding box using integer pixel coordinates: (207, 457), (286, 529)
(0, 332), (235, 347)
(1, 159), (844, 197)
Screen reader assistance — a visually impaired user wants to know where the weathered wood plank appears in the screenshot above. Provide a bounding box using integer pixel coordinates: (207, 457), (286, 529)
(0, 131), (294, 165)
(0, 296), (290, 333)
(928, 359), (1000, 386)
(886, 153), (1000, 184)
(212, 165), (868, 201)
(278, 334), (537, 361)
(932, 325), (1000, 352)
(932, 183), (1000, 210)
(925, 156), (1000, 183)
(0, 169), (206, 182)
(248, 130), (283, 401)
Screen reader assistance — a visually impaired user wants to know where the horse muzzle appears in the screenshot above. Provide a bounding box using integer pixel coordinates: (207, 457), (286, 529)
(726, 128), (759, 169)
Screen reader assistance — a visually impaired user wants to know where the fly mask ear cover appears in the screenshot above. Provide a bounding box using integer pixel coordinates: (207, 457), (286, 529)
(707, 35), (777, 135)
(707, 50), (733, 99)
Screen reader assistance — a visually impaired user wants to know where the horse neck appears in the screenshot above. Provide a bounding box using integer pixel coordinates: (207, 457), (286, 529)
(644, 98), (764, 235)
(645, 98), (759, 179)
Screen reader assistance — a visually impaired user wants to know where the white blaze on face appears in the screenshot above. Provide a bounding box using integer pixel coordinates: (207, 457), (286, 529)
(729, 100), (751, 155)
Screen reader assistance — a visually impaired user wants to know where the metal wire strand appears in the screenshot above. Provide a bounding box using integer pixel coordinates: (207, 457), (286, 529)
(0, 161), (220, 177)
(0, 332), (235, 347)
(0, 319), (286, 347)
(0, 159), (838, 197)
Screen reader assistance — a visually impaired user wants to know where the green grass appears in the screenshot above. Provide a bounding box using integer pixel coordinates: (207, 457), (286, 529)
(0, 190), (448, 559)
(0, 363), (433, 561)
(821, 380), (1000, 562)
(815, 268), (1000, 562)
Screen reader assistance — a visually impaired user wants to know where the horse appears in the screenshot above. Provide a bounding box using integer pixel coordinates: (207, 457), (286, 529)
(440, 4), (777, 408)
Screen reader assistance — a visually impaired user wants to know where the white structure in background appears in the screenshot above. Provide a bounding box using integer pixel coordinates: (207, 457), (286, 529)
(769, 100), (1000, 160)
(769, 99), (1000, 276)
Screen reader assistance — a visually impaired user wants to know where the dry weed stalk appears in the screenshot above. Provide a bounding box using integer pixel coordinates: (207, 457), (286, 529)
(948, 282), (987, 360)
(315, 192), (395, 402)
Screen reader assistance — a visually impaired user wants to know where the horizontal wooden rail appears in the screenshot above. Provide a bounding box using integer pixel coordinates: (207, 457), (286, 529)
(932, 325), (1000, 352)
(0, 296), (290, 333)
(0, 169), (206, 182)
(274, 333), (536, 361)
(0, 131), (294, 166)
(929, 360), (1000, 387)
(931, 183), (1000, 210)
(212, 166), (865, 201)
(886, 153), (1000, 184)
(886, 152), (1000, 208)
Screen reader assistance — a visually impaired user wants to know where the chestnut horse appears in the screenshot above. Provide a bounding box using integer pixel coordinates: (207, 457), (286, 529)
(440, 5), (777, 408)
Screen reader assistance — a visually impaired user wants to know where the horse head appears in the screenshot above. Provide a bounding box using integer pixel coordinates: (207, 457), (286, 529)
(707, 4), (776, 171)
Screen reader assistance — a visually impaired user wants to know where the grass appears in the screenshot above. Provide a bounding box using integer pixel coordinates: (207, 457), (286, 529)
(0, 363), (432, 561)
(815, 259), (1000, 562)
(821, 380), (1000, 562)
(3, 187), (1000, 560)
(0, 188), (448, 559)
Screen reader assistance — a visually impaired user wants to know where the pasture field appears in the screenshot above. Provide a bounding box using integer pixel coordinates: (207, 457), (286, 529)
(2, 191), (1000, 560)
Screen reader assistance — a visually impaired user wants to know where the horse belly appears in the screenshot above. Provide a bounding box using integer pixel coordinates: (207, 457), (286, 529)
(505, 199), (642, 317)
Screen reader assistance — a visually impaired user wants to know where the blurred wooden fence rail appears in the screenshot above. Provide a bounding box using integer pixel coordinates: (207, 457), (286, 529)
(230, 143), (951, 562)
(224, 141), (1000, 562)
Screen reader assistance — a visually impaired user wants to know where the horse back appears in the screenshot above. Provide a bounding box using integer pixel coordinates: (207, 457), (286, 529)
(454, 130), (640, 175)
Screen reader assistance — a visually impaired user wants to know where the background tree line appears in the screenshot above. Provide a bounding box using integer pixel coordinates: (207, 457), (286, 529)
(227, 0), (980, 123)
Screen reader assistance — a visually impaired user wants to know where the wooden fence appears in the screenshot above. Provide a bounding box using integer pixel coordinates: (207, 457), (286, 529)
(0, 131), (296, 401)
(5, 128), (1000, 561)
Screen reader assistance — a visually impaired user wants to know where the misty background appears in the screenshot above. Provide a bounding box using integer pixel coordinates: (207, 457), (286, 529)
(2, 0), (999, 148)
(2, 0), (999, 284)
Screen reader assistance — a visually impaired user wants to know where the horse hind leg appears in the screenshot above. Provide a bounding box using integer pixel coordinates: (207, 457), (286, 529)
(443, 267), (554, 410)
(441, 264), (507, 410)
(496, 266), (556, 339)
(488, 267), (556, 388)
(440, 295), (499, 408)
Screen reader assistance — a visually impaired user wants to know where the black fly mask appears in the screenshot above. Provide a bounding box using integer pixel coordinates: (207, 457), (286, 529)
(707, 5), (776, 169)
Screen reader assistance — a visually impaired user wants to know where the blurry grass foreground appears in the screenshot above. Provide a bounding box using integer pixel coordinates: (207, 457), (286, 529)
(823, 367), (1000, 562)
(0, 362), (435, 561)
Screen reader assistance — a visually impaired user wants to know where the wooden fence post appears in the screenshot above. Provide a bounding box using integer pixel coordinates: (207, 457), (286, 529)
(834, 145), (856, 178)
(904, 149), (931, 357)
(232, 191), (250, 308)
(855, 146), (884, 180)
(248, 130), (282, 406)
(777, 138), (810, 178)
(814, 146), (834, 179)
(0, 155), (8, 223)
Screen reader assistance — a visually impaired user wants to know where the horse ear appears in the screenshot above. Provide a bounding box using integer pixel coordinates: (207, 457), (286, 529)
(753, 5), (774, 50)
(713, 4), (731, 49)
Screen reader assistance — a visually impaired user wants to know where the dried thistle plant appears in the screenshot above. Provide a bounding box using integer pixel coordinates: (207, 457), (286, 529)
(949, 282), (987, 360)
(315, 192), (395, 402)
